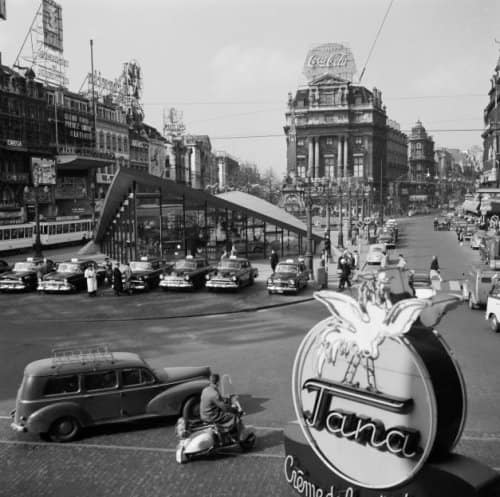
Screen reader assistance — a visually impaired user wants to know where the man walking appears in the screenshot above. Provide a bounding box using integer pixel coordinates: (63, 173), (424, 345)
(269, 249), (279, 273)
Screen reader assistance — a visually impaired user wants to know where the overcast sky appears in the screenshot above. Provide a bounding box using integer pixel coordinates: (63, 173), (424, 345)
(1, 0), (499, 177)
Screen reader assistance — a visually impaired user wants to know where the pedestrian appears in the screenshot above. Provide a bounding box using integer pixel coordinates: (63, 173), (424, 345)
(220, 249), (229, 261)
(84, 263), (98, 297)
(323, 235), (331, 258)
(112, 263), (123, 296)
(352, 249), (359, 270)
(269, 249), (279, 273)
(397, 254), (407, 270)
(104, 258), (113, 286)
(380, 250), (388, 269)
(433, 217), (438, 231)
(337, 254), (352, 291)
(429, 255), (442, 282)
(122, 262), (133, 295)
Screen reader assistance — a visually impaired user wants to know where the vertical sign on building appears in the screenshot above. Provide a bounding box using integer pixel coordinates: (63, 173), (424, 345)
(42, 0), (63, 52)
(0, 0), (6, 20)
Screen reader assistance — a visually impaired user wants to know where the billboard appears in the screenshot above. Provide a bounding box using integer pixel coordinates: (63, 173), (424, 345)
(31, 157), (56, 187)
(0, 0), (6, 21)
(303, 43), (357, 82)
(43, 0), (63, 53)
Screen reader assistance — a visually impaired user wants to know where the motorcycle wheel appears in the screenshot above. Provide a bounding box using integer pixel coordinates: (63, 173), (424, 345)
(239, 432), (256, 451)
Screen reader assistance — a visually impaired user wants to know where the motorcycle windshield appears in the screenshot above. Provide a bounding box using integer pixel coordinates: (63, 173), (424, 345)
(220, 374), (235, 397)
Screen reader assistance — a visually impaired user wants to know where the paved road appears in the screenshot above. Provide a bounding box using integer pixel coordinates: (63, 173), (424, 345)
(1, 215), (499, 497)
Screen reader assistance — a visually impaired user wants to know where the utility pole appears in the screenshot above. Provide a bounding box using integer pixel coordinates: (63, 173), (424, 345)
(380, 160), (384, 225)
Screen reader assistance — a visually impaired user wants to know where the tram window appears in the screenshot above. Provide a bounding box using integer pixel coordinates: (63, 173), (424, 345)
(42, 225), (48, 235)
(27, 228), (33, 238)
(69, 223), (75, 233)
(63, 224), (69, 234)
(0, 230), (3, 241)
(49, 225), (55, 235)
(11, 229), (18, 239)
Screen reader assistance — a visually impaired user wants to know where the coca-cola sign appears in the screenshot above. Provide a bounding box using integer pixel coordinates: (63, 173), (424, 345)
(303, 43), (357, 82)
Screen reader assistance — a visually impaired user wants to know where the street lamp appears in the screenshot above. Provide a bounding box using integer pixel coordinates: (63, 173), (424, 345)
(337, 184), (344, 249)
(299, 176), (314, 278)
(24, 184), (49, 258)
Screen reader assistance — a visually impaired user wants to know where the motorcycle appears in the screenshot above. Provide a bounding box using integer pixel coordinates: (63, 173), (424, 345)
(175, 375), (256, 464)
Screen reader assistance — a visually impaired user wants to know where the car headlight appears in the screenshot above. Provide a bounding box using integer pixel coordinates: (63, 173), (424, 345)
(289, 279), (296, 286)
(267, 278), (273, 285)
(232, 275), (238, 282)
(184, 275), (190, 281)
(160, 274), (165, 280)
(205, 274), (210, 280)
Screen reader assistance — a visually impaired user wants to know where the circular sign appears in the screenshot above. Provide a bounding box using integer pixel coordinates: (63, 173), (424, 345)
(303, 43), (357, 82)
(291, 290), (466, 490)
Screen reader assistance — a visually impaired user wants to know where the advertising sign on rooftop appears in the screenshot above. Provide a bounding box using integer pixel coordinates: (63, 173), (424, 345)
(31, 157), (56, 186)
(42, 0), (63, 53)
(303, 43), (357, 82)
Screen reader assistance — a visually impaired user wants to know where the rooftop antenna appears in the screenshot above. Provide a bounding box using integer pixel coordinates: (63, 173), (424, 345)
(358, 0), (395, 84)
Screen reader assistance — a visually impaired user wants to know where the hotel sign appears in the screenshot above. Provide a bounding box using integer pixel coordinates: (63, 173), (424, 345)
(287, 282), (466, 494)
(303, 43), (357, 82)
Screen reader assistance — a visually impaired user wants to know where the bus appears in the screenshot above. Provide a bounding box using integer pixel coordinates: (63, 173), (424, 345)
(0, 219), (93, 253)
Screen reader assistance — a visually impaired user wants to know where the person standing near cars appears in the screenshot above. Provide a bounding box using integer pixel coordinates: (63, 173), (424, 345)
(112, 263), (123, 296)
(337, 253), (352, 291)
(84, 263), (98, 297)
(269, 249), (279, 273)
(122, 262), (133, 295)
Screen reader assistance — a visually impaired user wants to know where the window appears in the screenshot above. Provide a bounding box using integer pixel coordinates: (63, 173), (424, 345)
(353, 156), (364, 178)
(326, 137), (333, 145)
(121, 368), (155, 387)
(83, 371), (117, 391)
(297, 139), (305, 147)
(324, 157), (335, 178)
(44, 375), (79, 395)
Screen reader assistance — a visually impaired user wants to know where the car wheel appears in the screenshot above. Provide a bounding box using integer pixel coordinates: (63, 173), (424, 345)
(182, 395), (201, 421)
(489, 314), (500, 333)
(46, 416), (80, 443)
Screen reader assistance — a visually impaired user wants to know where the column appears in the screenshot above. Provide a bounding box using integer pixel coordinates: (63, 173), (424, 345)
(184, 150), (191, 186)
(308, 138), (314, 177)
(337, 137), (343, 178)
(343, 136), (348, 178)
(314, 138), (319, 179)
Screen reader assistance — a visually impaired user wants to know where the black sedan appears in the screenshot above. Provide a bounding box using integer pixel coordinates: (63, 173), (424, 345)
(159, 256), (212, 290)
(38, 259), (104, 293)
(0, 258), (55, 292)
(267, 259), (308, 295)
(127, 257), (172, 291)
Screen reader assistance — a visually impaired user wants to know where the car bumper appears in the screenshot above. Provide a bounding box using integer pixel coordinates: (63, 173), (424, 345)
(37, 282), (74, 292)
(267, 284), (297, 293)
(159, 279), (193, 289)
(206, 280), (238, 289)
(0, 282), (28, 291)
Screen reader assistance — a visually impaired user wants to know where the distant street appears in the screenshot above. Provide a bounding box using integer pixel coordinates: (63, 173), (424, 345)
(0, 215), (499, 497)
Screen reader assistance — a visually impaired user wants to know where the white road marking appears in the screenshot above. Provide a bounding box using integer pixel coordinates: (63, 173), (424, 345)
(0, 439), (284, 459)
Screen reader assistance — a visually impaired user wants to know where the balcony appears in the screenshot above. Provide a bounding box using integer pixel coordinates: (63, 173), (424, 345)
(0, 172), (30, 183)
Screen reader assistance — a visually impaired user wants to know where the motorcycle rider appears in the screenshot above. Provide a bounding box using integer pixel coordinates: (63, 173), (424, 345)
(200, 373), (240, 435)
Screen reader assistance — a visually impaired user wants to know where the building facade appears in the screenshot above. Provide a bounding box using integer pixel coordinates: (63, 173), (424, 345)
(215, 151), (240, 190)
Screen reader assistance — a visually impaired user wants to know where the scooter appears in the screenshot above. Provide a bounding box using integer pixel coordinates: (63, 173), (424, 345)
(175, 375), (256, 464)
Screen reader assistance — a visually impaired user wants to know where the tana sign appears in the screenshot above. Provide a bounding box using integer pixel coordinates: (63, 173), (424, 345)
(303, 43), (357, 82)
(287, 274), (467, 494)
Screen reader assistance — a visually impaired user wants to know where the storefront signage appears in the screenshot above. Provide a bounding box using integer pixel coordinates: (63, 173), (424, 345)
(303, 43), (357, 82)
(288, 283), (466, 493)
(6, 139), (23, 148)
(31, 157), (56, 186)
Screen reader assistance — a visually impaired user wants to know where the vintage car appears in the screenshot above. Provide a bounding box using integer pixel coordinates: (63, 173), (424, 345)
(10, 345), (211, 442)
(463, 224), (477, 241)
(127, 257), (172, 291)
(159, 256), (212, 290)
(377, 228), (396, 249)
(38, 259), (105, 293)
(0, 259), (11, 274)
(462, 264), (499, 309)
(436, 218), (450, 231)
(205, 256), (258, 291)
(0, 257), (55, 292)
(266, 258), (308, 295)
(485, 282), (500, 332)
(470, 231), (488, 250)
(409, 271), (436, 299)
(366, 243), (386, 265)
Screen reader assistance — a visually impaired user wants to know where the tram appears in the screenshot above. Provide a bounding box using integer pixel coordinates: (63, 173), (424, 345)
(0, 219), (93, 252)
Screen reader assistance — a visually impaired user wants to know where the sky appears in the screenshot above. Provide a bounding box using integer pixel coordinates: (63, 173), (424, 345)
(1, 0), (499, 178)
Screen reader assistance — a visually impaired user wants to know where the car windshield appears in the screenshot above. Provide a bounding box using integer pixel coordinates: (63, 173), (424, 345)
(130, 262), (152, 271)
(219, 261), (242, 270)
(13, 262), (35, 272)
(276, 263), (297, 273)
(175, 260), (197, 270)
(57, 263), (81, 273)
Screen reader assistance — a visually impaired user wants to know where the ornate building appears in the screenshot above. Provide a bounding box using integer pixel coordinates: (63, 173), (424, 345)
(283, 43), (407, 220)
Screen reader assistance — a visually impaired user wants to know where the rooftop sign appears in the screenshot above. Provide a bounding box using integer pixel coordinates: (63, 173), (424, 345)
(303, 43), (357, 82)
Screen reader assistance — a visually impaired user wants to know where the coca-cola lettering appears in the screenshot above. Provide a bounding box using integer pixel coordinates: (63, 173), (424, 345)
(307, 53), (347, 68)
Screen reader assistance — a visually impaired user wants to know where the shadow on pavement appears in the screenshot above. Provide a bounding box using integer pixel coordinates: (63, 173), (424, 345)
(237, 394), (269, 416)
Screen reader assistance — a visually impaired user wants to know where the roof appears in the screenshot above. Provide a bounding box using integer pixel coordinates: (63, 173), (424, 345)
(95, 168), (322, 243)
(24, 352), (146, 377)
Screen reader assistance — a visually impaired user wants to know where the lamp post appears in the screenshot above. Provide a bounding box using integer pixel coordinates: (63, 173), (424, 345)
(347, 185), (352, 243)
(302, 176), (314, 278)
(337, 184), (344, 249)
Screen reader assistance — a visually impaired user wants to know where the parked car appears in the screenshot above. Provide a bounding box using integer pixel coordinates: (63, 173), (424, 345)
(38, 259), (105, 293)
(159, 256), (212, 290)
(0, 259), (11, 274)
(436, 218), (450, 231)
(409, 271), (436, 299)
(463, 224), (476, 241)
(205, 256), (258, 291)
(127, 257), (172, 291)
(485, 282), (500, 332)
(366, 244), (386, 265)
(378, 228), (396, 249)
(10, 345), (211, 442)
(0, 257), (55, 292)
(462, 264), (499, 309)
(267, 258), (308, 295)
